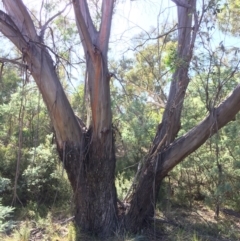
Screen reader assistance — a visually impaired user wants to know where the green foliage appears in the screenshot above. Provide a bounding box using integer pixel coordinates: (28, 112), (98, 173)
(163, 42), (178, 73)
(19, 134), (72, 210)
(0, 177), (11, 193)
(0, 145), (30, 204)
(0, 77), (71, 210)
(0, 83), (50, 147)
(115, 173), (133, 200)
(110, 41), (170, 180)
(114, 96), (160, 179)
(0, 200), (15, 233)
(22, 135), (61, 204)
(218, 0), (240, 36)
(0, 66), (21, 105)
(169, 53), (240, 211)
(0, 177), (15, 233)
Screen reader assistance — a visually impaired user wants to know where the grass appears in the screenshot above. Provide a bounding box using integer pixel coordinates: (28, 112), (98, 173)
(0, 203), (240, 241)
(151, 203), (240, 241)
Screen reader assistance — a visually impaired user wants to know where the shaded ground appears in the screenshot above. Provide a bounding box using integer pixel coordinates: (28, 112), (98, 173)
(1, 204), (240, 241)
(147, 204), (240, 241)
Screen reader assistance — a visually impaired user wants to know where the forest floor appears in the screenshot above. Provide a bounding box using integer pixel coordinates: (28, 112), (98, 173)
(1, 203), (240, 241)
(147, 203), (240, 241)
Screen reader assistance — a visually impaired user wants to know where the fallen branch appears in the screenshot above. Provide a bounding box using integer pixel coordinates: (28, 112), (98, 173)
(59, 216), (75, 225)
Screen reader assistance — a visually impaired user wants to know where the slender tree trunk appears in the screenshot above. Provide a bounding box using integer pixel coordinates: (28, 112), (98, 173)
(125, 0), (197, 231)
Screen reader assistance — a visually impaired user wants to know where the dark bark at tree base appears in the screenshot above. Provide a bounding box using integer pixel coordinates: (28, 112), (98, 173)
(57, 130), (118, 237)
(124, 154), (166, 233)
(56, 132), (164, 237)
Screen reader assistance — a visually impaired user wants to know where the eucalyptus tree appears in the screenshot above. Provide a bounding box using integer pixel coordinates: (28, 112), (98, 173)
(1, 0), (240, 237)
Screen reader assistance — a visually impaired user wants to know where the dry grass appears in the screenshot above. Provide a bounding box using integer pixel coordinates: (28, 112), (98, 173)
(150, 203), (240, 241)
(1, 204), (240, 241)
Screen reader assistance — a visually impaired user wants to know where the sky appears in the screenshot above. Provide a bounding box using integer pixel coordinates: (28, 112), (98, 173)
(110, 0), (176, 55)
(18, 0), (177, 86)
(1, 0), (240, 87)
(1, 0), (239, 57)
(7, 0), (176, 56)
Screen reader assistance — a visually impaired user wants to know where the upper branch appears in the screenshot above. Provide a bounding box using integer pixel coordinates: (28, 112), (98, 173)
(0, 57), (27, 68)
(176, 0), (195, 57)
(0, 10), (28, 49)
(40, 2), (71, 40)
(151, 0), (197, 147)
(161, 83), (240, 176)
(73, 0), (97, 60)
(99, 0), (114, 55)
(3, 0), (38, 41)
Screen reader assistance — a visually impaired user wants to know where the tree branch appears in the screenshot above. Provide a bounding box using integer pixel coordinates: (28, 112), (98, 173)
(40, 2), (71, 40)
(73, 0), (97, 60)
(3, 0), (38, 41)
(125, 24), (178, 53)
(99, 0), (114, 55)
(79, 0), (97, 36)
(0, 57), (27, 68)
(161, 83), (240, 176)
(0, 10), (28, 49)
(150, 0), (196, 149)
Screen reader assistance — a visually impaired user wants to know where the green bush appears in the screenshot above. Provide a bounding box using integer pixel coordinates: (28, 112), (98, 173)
(22, 134), (72, 207)
(0, 134), (72, 211)
(0, 200), (15, 233)
(0, 177), (15, 233)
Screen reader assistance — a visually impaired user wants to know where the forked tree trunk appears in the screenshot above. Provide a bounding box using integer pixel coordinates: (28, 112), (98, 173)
(69, 1), (118, 235)
(59, 55), (118, 236)
(2, 0), (240, 238)
(60, 117), (118, 237)
(1, 0), (118, 236)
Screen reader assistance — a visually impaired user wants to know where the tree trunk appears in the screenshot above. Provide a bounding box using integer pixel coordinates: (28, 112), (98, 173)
(59, 133), (117, 236)
(68, 1), (118, 235)
(1, 0), (118, 236)
(58, 55), (118, 236)
(125, 0), (197, 231)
